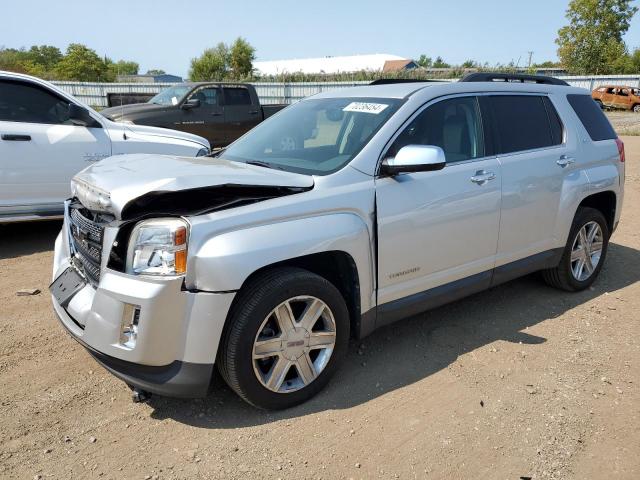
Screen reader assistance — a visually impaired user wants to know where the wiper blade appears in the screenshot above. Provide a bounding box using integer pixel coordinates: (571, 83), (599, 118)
(245, 160), (285, 171)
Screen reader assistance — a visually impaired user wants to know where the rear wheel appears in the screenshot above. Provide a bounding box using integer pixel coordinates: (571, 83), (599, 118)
(542, 207), (609, 291)
(218, 267), (349, 409)
(633, 104), (640, 113)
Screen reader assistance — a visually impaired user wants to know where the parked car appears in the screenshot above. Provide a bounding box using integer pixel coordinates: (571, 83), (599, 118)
(592, 85), (640, 112)
(0, 72), (210, 223)
(101, 83), (287, 148)
(51, 74), (624, 409)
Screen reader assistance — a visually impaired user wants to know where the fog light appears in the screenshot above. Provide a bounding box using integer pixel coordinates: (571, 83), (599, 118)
(120, 304), (141, 348)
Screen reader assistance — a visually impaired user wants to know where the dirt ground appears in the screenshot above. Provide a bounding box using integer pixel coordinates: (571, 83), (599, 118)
(606, 112), (640, 136)
(1, 139), (639, 480)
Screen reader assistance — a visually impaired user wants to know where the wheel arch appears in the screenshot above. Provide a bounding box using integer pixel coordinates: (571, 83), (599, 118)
(577, 190), (617, 233)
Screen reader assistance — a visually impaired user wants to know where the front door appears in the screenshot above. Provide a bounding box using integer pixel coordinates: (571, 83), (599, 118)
(0, 79), (111, 217)
(179, 86), (225, 147)
(376, 95), (501, 310)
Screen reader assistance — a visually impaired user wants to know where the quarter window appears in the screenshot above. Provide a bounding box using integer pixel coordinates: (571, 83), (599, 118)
(0, 80), (71, 124)
(388, 96), (485, 163)
(489, 95), (557, 154)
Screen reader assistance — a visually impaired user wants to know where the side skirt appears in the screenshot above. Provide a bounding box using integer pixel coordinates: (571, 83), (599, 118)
(358, 248), (564, 338)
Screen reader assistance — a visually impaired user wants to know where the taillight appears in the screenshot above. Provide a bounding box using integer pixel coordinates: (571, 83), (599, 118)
(615, 138), (625, 163)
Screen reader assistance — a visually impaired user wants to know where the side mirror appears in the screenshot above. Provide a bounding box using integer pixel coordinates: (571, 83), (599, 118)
(68, 104), (98, 127)
(380, 145), (446, 176)
(182, 98), (200, 110)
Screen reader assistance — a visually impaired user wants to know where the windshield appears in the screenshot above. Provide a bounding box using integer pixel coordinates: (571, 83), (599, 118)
(222, 97), (402, 175)
(148, 86), (191, 106)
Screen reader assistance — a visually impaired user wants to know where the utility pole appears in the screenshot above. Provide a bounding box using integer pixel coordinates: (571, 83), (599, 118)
(527, 51), (534, 69)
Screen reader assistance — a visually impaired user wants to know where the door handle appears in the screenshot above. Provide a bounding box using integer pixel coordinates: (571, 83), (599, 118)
(470, 170), (496, 185)
(556, 155), (575, 167)
(211, 112), (223, 116)
(248, 110), (259, 114)
(1, 134), (31, 141)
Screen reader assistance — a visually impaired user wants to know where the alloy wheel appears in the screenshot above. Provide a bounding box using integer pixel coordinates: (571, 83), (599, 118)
(570, 221), (604, 282)
(252, 296), (337, 393)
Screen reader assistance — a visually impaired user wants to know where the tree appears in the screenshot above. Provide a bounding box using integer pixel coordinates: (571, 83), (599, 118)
(55, 44), (110, 81)
(417, 55), (432, 68)
(146, 69), (166, 75)
(432, 56), (450, 68)
(461, 59), (478, 68)
(556, 0), (638, 74)
(229, 37), (255, 79)
(106, 59), (139, 79)
(27, 45), (62, 72)
(189, 43), (229, 81)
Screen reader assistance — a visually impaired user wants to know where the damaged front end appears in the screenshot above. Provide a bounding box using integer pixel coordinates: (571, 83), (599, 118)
(104, 183), (312, 274)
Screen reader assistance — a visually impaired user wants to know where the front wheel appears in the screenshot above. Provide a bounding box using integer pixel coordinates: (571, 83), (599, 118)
(633, 104), (640, 113)
(217, 267), (350, 409)
(542, 207), (610, 291)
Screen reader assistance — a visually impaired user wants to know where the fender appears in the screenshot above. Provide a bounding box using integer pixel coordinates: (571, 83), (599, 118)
(188, 213), (375, 314)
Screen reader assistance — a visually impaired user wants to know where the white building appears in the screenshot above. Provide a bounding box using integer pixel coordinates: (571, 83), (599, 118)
(254, 54), (412, 76)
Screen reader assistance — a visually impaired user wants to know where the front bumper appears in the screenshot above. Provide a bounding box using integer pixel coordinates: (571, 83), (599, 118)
(51, 223), (235, 397)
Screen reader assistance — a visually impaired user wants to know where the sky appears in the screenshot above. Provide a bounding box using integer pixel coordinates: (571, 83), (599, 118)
(3, 0), (640, 77)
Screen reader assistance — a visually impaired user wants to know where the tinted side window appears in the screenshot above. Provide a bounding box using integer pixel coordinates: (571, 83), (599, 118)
(389, 96), (484, 163)
(0, 80), (71, 124)
(543, 97), (564, 145)
(190, 87), (219, 106)
(224, 88), (251, 106)
(567, 94), (616, 141)
(490, 95), (554, 154)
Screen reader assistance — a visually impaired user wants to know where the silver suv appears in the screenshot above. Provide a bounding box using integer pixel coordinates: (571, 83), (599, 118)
(50, 74), (625, 409)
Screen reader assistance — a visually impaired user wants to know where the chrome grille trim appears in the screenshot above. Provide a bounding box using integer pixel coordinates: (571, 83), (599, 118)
(67, 201), (108, 286)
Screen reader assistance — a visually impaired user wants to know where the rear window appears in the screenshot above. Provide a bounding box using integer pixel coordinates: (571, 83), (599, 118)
(224, 88), (252, 106)
(490, 95), (557, 154)
(567, 94), (616, 141)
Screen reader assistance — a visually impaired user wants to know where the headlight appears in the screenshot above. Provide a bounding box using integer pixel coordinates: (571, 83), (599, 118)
(126, 218), (189, 276)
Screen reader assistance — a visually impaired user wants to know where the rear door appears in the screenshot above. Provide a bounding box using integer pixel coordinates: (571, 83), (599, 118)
(222, 86), (261, 145)
(375, 95), (501, 310)
(483, 94), (570, 266)
(179, 86), (225, 146)
(0, 78), (111, 217)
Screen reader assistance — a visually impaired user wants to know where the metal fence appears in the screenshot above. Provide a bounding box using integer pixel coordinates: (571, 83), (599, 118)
(51, 75), (640, 108)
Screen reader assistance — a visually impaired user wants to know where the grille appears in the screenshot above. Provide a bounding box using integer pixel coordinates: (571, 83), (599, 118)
(68, 203), (109, 286)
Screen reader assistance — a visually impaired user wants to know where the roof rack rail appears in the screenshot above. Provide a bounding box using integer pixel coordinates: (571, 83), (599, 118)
(369, 79), (444, 85)
(459, 72), (569, 86)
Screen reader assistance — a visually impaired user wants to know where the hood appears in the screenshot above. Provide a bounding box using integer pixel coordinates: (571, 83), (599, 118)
(101, 102), (165, 120)
(73, 154), (314, 219)
(121, 122), (209, 148)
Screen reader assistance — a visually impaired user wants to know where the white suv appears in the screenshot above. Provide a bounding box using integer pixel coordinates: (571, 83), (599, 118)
(0, 72), (210, 222)
(50, 74), (624, 409)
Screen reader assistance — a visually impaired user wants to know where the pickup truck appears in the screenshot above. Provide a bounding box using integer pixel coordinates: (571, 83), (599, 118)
(102, 83), (287, 148)
(51, 74), (624, 409)
(0, 71), (210, 223)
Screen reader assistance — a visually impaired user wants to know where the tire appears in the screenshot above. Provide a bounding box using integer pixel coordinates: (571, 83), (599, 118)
(542, 207), (610, 292)
(217, 267), (350, 409)
(633, 104), (640, 113)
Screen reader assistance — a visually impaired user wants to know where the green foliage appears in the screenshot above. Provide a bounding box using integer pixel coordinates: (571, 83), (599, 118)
(54, 44), (112, 81)
(146, 69), (166, 75)
(433, 56), (451, 68)
(417, 55), (433, 68)
(107, 59), (139, 78)
(189, 43), (229, 81)
(189, 38), (256, 81)
(0, 43), (141, 81)
(556, 0), (638, 74)
(229, 37), (256, 79)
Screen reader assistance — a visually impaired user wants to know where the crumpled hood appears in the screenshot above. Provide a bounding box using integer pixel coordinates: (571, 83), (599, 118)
(72, 154), (314, 219)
